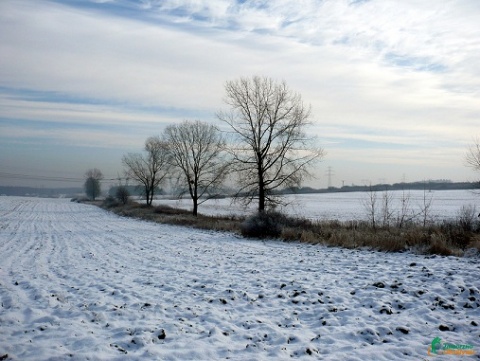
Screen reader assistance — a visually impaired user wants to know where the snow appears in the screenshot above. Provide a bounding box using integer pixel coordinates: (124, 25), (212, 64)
(155, 189), (480, 222)
(0, 196), (479, 360)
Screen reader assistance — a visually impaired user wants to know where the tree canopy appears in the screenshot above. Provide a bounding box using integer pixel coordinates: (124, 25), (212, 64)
(84, 168), (103, 200)
(122, 137), (171, 206)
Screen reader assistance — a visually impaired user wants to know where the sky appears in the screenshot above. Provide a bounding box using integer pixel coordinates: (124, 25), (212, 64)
(1, 0), (479, 189)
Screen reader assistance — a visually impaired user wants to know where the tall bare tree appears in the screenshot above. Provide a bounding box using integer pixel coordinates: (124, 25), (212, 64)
(122, 137), (170, 206)
(164, 120), (229, 216)
(84, 168), (103, 201)
(217, 75), (325, 212)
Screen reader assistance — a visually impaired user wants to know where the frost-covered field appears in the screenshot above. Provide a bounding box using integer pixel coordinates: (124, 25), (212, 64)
(0, 197), (479, 360)
(155, 189), (480, 222)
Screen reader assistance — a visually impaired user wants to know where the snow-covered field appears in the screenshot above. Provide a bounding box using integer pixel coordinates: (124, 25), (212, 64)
(155, 189), (480, 222)
(0, 197), (479, 360)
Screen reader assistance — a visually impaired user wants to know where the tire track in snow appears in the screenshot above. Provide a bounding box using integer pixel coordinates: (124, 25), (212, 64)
(0, 197), (479, 360)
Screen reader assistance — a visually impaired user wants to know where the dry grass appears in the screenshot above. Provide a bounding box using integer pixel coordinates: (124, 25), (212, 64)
(100, 201), (244, 233)
(94, 200), (478, 257)
(466, 235), (480, 253)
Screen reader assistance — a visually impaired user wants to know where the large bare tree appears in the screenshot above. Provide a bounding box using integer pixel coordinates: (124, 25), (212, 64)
(217, 75), (325, 212)
(84, 168), (103, 200)
(122, 137), (171, 206)
(164, 120), (229, 216)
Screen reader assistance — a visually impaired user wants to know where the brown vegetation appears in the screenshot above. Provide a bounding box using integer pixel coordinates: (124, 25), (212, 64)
(96, 199), (479, 257)
(101, 200), (244, 233)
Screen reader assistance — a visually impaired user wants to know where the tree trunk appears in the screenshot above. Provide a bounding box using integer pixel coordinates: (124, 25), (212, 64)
(258, 162), (265, 212)
(145, 186), (152, 206)
(193, 199), (198, 216)
(192, 182), (198, 216)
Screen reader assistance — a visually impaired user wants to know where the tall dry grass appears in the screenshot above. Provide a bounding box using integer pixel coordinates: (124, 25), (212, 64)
(96, 200), (479, 257)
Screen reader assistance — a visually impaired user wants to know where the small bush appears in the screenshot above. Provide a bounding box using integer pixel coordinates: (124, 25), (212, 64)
(115, 186), (130, 205)
(71, 196), (90, 203)
(240, 211), (283, 238)
(441, 219), (475, 250)
(427, 234), (453, 256)
(103, 196), (120, 208)
(457, 204), (478, 232)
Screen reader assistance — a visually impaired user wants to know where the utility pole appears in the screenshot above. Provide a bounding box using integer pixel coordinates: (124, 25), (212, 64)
(325, 166), (334, 188)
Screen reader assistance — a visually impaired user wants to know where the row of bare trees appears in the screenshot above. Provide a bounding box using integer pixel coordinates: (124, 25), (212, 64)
(363, 185), (434, 230)
(122, 76), (325, 216)
(122, 121), (228, 215)
(93, 76), (480, 217)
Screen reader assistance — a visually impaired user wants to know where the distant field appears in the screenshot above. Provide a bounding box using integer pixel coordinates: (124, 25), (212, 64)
(154, 189), (480, 222)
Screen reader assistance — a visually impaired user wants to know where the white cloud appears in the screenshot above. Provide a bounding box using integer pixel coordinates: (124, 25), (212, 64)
(0, 0), (479, 185)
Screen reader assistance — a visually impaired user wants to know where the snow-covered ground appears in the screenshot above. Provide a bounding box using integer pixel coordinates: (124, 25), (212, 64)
(155, 189), (480, 222)
(0, 197), (479, 360)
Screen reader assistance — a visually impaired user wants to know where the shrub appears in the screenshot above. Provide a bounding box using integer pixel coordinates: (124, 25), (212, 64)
(457, 204), (478, 232)
(427, 234), (453, 256)
(103, 195), (120, 208)
(115, 185), (130, 205)
(71, 196), (90, 203)
(240, 211), (283, 238)
(441, 219), (476, 251)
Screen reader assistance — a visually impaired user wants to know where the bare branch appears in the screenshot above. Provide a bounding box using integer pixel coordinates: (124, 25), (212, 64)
(466, 137), (480, 171)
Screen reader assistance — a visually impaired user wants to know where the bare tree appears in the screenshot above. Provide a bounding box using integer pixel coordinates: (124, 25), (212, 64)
(217, 75), (325, 212)
(164, 120), (229, 216)
(419, 184), (434, 228)
(363, 184), (378, 230)
(113, 174), (130, 205)
(466, 137), (480, 172)
(84, 168), (103, 200)
(381, 188), (394, 228)
(115, 186), (130, 205)
(122, 137), (171, 206)
(396, 188), (413, 228)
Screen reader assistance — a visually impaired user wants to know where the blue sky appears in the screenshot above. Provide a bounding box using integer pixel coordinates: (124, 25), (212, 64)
(1, 0), (479, 188)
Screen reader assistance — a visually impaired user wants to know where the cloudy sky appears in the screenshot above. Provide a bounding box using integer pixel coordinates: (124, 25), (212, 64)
(1, 0), (479, 189)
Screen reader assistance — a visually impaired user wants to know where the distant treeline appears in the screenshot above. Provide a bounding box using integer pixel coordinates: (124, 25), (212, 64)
(282, 181), (479, 194)
(0, 186), (83, 197)
(109, 181), (479, 198)
(1, 181), (477, 199)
